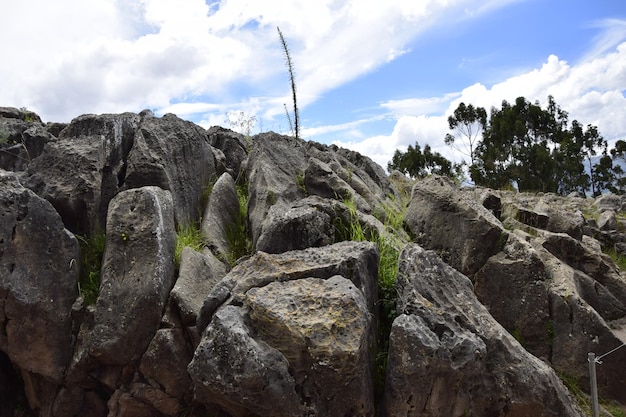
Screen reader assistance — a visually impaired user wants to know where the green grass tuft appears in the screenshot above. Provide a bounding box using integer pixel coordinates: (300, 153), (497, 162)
(225, 181), (252, 266)
(77, 232), (107, 305)
(604, 246), (626, 271)
(175, 222), (207, 267)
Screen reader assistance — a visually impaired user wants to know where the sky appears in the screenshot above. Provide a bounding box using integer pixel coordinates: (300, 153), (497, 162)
(2, 0), (626, 170)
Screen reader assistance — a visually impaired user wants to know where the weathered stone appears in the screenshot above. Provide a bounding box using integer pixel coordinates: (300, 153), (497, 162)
(474, 232), (551, 359)
(535, 197), (585, 239)
(124, 113), (217, 226)
(90, 186), (176, 365)
(207, 126), (249, 177)
(255, 201), (334, 253)
(170, 246), (228, 326)
(245, 132), (308, 245)
(189, 305), (306, 417)
(383, 244), (583, 417)
(139, 328), (193, 401)
(594, 193), (626, 213)
(0, 170), (79, 382)
(245, 276), (374, 417)
(598, 209), (618, 231)
(534, 240), (626, 403)
(24, 112), (140, 234)
(404, 175), (506, 277)
(304, 156), (370, 212)
(197, 241), (379, 333)
(200, 172), (239, 262)
(541, 232), (626, 314)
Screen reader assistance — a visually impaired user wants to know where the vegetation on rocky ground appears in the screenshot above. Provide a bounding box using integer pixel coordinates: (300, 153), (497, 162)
(175, 222), (207, 267)
(77, 232), (106, 305)
(225, 180), (252, 266)
(390, 96), (626, 196)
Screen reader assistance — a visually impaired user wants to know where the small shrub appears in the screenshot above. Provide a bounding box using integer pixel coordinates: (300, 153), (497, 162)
(296, 171), (307, 195)
(77, 233), (107, 305)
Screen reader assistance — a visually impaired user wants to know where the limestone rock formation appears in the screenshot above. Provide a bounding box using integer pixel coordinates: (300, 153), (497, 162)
(404, 175), (507, 276)
(383, 244), (582, 417)
(2, 107), (626, 416)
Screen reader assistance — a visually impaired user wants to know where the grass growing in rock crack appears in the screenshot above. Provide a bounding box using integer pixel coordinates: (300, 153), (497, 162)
(77, 232), (107, 305)
(603, 246), (626, 271)
(557, 370), (626, 417)
(225, 180), (252, 266)
(334, 193), (405, 400)
(175, 222), (207, 267)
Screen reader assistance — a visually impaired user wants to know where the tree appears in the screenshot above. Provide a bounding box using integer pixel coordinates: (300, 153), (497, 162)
(388, 142), (462, 180)
(470, 96), (607, 195)
(444, 102), (487, 167)
(609, 140), (626, 194)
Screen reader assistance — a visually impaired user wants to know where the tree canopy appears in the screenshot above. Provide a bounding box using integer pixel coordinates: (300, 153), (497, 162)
(388, 96), (624, 196)
(388, 142), (463, 181)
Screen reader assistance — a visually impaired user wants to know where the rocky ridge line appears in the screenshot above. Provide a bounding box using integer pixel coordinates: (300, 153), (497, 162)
(1, 106), (625, 416)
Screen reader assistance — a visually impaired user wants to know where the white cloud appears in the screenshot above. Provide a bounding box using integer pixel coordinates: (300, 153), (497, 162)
(336, 36), (626, 171)
(0, 0), (510, 123)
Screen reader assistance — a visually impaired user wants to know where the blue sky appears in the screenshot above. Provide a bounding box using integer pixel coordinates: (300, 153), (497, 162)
(2, 0), (626, 169)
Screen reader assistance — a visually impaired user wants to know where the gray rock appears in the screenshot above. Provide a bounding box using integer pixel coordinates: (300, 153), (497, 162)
(383, 244), (583, 417)
(124, 113), (217, 226)
(170, 246), (228, 326)
(404, 175), (506, 277)
(140, 328), (193, 401)
(598, 209), (618, 231)
(90, 186), (176, 365)
(207, 126), (249, 178)
(536, 196), (585, 239)
(0, 170), (79, 382)
(245, 132), (308, 246)
(541, 232), (626, 312)
(474, 232), (551, 359)
(255, 201), (334, 253)
(594, 193), (626, 212)
(246, 276), (374, 417)
(534, 240), (626, 403)
(200, 172), (239, 262)
(197, 241), (379, 333)
(24, 112), (140, 234)
(304, 156), (370, 212)
(189, 305), (306, 417)
(190, 276), (374, 417)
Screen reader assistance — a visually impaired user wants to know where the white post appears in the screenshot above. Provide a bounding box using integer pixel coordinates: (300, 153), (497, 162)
(588, 352), (600, 417)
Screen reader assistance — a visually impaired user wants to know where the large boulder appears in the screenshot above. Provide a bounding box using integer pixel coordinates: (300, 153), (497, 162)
(207, 126), (249, 178)
(190, 275), (374, 417)
(200, 172), (240, 262)
(474, 232), (551, 360)
(191, 242), (379, 416)
(170, 246), (228, 328)
(90, 186), (176, 365)
(197, 241), (380, 333)
(0, 108), (56, 171)
(124, 112), (217, 226)
(404, 175), (507, 277)
(304, 156), (370, 212)
(533, 238), (626, 403)
(0, 171), (80, 382)
(24, 113), (140, 234)
(255, 199), (334, 253)
(383, 244), (583, 417)
(245, 132), (308, 246)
